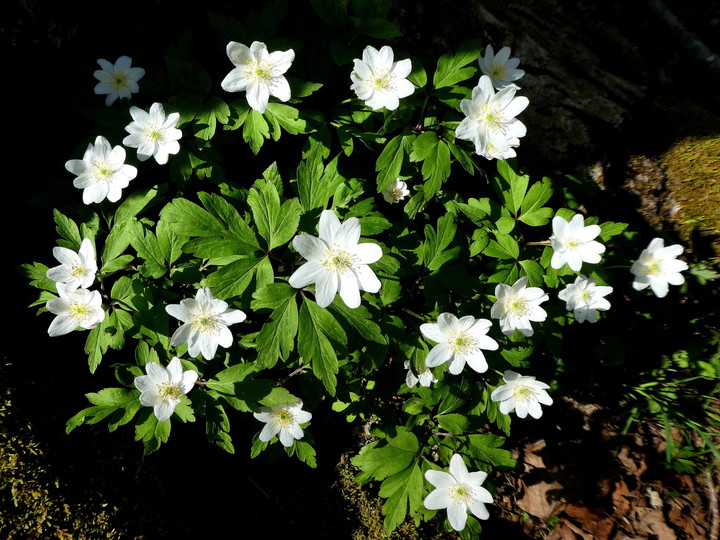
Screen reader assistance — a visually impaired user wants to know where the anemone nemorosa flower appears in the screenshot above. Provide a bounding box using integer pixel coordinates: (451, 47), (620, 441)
(65, 136), (137, 204)
(491, 370), (553, 419)
(93, 55), (145, 106)
(424, 453), (493, 531)
(220, 41), (294, 114)
(630, 237), (689, 298)
(289, 210), (382, 308)
(420, 313), (498, 375)
(46, 238), (97, 291)
(165, 287), (246, 360)
(134, 357), (198, 422)
(350, 45), (414, 111)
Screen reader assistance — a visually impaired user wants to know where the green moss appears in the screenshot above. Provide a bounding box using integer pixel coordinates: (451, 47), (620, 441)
(0, 388), (122, 539)
(661, 136), (720, 260)
(336, 459), (450, 540)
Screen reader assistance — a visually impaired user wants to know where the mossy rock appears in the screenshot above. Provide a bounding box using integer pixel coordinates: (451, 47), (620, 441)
(661, 136), (720, 261)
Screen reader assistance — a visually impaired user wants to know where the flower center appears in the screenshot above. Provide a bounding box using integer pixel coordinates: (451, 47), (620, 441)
(448, 332), (476, 355)
(449, 482), (474, 504)
(642, 257), (663, 276)
(389, 186), (404, 201)
(511, 384), (535, 402)
(191, 312), (221, 334)
(563, 237), (580, 250)
(506, 294), (530, 317)
(490, 64), (508, 79)
(70, 264), (89, 278)
(245, 60), (273, 83)
(579, 288), (595, 304)
(91, 160), (114, 181)
(271, 408), (295, 428)
(157, 382), (183, 399)
(321, 247), (355, 274)
(479, 103), (506, 131)
(68, 302), (91, 321)
(110, 73), (129, 90)
(143, 125), (165, 143)
(370, 70), (393, 91)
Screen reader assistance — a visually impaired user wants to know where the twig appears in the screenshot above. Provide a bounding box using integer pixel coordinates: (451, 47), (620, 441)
(644, 0), (720, 81)
(705, 469), (719, 540)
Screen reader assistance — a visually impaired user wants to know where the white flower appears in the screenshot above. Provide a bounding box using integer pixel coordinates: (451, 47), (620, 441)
(122, 102), (182, 165)
(558, 275), (613, 323)
(478, 45), (525, 90)
(424, 453), (493, 531)
(381, 178), (410, 203)
(46, 283), (105, 337)
(491, 370), (553, 419)
(631, 237), (689, 298)
(289, 209), (382, 308)
(550, 214), (605, 272)
(420, 313), (498, 375)
(490, 277), (548, 337)
(134, 357), (198, 422)
(165, 287), (246, 360)
(65, 136), (138, 204)
(220, 41), (294, 114)
(46, 238), (97, 291)
(93, 56), (145, 106)
(350, 45), (414, 111)
(404, 360), (438, 388)
(455, 75), (528, 160)
(483, 137), (520, 160)
(253, 400), (312, 447)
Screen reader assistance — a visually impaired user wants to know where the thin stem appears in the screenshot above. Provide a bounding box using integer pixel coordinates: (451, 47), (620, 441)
(279, 366), (308, 386)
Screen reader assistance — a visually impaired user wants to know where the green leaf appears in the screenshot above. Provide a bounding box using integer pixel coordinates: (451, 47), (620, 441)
(437, 413), (469, 434)
(204, 256), (274, 298)
(255, 292), (298, 368)
(85, 315), (111, 373)
(130, 223), (167, 279)
(376, 134), (408, 192)
(379, 462), (423, 533)
(519, 259), (544, 287)
(161, 198), (226, 237)
(599, 221), (629, 241)
(422, 213), (458, 271)
(351, 441), (415, 482)
(247, 178), (301, 250)
(298, 299), (341, 395)
(329, 300), (387, 344)
(519, 178), (553, 219)
(409, 132), (451, 197)
(496, 160), (529, 215)
(433, 40), (480, 89)
(206, 363), (275, 413)
(114, 185), (164, 225)
(135, 412), (171, 455)
(483, 234), (519, 260)
(408, 58), (427, 87)
(296, 152), (342, 212)
(194, 96), (230, 140)
(53, 209), (82, 246)
(243, 109), (270, 154)
(66, 387), (142, 434)
(196, 192), (256, 246)
(264, 103), (307, 139)
(252, 283), (298, 311)
(465, 434), (516, 468)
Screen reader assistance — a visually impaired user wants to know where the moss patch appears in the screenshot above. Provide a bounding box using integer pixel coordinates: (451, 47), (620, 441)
(661, 136), (720, 260)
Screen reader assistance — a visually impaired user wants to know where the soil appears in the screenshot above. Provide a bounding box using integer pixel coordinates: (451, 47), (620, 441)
(3, 0), (720, 538)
